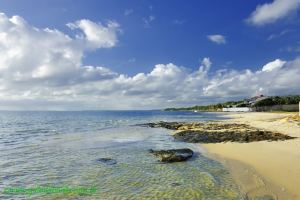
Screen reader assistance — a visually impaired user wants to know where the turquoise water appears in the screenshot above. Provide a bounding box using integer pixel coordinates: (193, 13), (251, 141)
(0, 111), (243, 199)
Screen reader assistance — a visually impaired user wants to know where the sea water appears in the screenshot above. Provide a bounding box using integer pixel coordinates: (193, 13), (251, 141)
(0, 111), (243, 199)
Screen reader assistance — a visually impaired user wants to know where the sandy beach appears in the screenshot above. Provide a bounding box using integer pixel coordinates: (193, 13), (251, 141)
(204, 112), (300, 199)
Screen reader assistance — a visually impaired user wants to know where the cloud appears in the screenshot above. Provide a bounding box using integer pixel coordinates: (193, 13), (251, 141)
(261, 59), (286, 72)
(172, 19), (185, 25)
(0, 12), (119, 88)
(280, 42), (300, 52)
(128, 58), (136, 63)
(124, 9), (133, 16)
(81, 58), (300, 109)
(66, 19), (120, 49)
(1, 12), (300, 110)
(143, 15), (155, 28)
(267, 29), (292, 40)
(202, 58), (299, 97)
(207, 34), (226, 44)
(247, 0), (300, 26)
(200, 57), (212, 72)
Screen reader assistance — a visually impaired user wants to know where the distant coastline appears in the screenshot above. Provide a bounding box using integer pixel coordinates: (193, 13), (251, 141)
(164, 95), (300, 112)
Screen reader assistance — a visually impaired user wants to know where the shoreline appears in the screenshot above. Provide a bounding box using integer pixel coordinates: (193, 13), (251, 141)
(203, 112), (300, 200)
(141, 112), (300, 199)
(202, 145), (295, 200)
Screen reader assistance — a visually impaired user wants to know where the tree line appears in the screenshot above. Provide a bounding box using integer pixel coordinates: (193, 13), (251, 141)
(165, 95), (300, 111)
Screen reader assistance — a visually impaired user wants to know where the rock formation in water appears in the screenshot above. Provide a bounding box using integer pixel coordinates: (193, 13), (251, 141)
(149, 148), (193, 162)
(97, 158), (117, 165)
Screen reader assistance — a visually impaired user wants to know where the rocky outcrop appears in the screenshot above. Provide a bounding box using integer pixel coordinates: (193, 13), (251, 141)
(149, 148), (193, 162)
(139, 121), (183, 130)
(141, 121), (296, 143)
(173, 129), (294, 143)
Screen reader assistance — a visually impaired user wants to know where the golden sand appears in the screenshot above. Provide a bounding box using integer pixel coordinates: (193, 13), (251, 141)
(203, 112), (300, 199)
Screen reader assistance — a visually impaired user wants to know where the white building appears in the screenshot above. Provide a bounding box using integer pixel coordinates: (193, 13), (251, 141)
(222, 107), (252, 112)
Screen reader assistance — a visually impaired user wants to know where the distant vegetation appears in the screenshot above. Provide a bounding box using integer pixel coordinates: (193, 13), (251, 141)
(253, 95), (300, 107)
(165, 95), (300, 111)
(165, 100), (246, 111)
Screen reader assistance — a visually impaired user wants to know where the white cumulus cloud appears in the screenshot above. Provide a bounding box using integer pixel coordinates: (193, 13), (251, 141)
(67, 19), (120, 49)
(247, 0), (300, 26)
(0, 12), (300, 110)
(262, 59), (286, 72)
(0, 12), (119, 89)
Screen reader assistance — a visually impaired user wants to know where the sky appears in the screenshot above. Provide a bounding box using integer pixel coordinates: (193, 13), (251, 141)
(0, 0), (300, 110)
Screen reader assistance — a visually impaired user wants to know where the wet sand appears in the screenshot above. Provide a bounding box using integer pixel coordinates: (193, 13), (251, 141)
(203, 112), (300, 199)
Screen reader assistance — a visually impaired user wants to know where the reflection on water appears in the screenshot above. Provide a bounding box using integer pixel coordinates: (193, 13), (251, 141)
(0, 111), (242, 199)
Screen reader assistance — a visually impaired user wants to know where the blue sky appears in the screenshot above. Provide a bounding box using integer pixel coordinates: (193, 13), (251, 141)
(1, 0), (299, 74)
(0, 0), (300, 110)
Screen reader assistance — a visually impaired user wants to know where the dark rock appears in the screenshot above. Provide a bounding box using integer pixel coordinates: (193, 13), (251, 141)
(97, 158), (117, 165)
(170, 182), (181, 187)
(148, 149), (155, 153)
(138, 121), (184, 130)
(173, 129), (296, 143)
(142, 121), (296, 143)
(149, 148), (193, 162)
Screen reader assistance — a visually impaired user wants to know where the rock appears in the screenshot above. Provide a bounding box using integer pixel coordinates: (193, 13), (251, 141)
(149, 148), (193, 162)
(141, 121), (296, 143)
(97, 158), (117, 165)
(139, 121), (184, 130)
(170, 182), (181, 187)
(173, 129), (296, 143)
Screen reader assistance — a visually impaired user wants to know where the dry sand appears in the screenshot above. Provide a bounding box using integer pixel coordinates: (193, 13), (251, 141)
(203, 112), (300, 200)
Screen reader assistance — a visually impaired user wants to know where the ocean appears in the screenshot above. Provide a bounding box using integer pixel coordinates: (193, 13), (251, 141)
(0, 110), (243, 199)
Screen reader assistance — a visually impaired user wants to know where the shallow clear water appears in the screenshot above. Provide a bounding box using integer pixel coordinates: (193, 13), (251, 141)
(0, 111), (243, 199)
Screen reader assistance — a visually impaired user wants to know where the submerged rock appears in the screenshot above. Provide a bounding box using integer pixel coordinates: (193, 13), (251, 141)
(97, 158), (117, 165)
(170, 182), (181, 187)
(149, 148), (193, 162)
(139, 121), (184, 130)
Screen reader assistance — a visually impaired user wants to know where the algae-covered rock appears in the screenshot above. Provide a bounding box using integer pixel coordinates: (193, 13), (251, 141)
(149, 148), (193, 162)
(141, 121), (296, 143)
(173, 129), (295, 143)
(139, 121), (184, 130)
